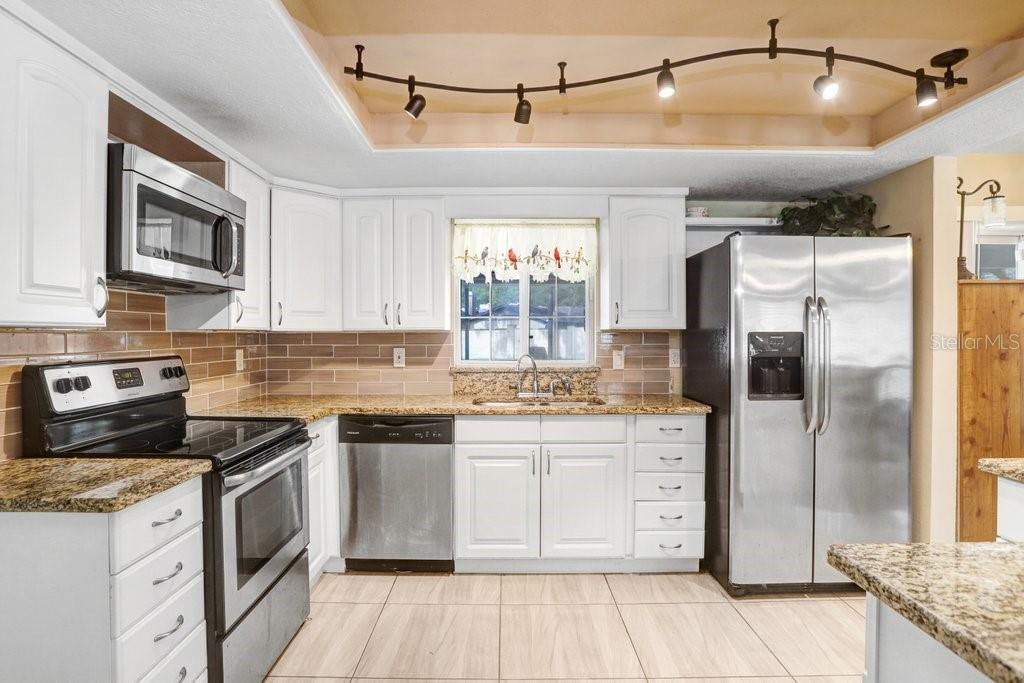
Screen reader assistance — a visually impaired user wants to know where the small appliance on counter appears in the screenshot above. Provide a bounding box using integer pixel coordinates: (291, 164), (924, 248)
(22, 356), (309, 683)
(107, 143), (246, 294)
(684, 234), (912, 595)
(339, 415), (454, 571)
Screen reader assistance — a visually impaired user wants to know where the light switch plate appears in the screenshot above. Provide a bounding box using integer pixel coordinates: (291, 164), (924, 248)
(235, 348), (244, 371)
(669, 348), (681, 368)
(612, 349), (624, 370)
(393, 347), (406, 368)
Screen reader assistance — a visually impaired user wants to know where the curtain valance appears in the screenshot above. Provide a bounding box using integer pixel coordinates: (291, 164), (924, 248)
(452, 219), (598, 283)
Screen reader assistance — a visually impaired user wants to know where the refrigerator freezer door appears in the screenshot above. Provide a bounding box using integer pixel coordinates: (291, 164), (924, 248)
(730, 236), (817, 585)
(812, 236), (912, 582)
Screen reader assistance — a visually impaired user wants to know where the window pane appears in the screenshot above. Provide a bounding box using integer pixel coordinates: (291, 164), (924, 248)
(460, 277), (490, 316)
(491, 280), (520, 316)
(556, 279), (586, 317)
(529, 274), (555, 316)
(977, 244), (1018, 280)
(555, 317), (586, 361)
(491, 318), (520, 360)
(528, 317), (552, 360)
(460, 318), (490, 360)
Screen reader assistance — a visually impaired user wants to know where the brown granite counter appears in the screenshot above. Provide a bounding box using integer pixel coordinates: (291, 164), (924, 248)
(979, 458), (1024, 484)
(201, 393), (711, 423)
(828, 542), (1024, 683)
(0, 458), (211, 513)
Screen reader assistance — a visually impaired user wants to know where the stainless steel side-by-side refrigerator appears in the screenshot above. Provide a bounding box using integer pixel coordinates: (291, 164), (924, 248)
(684, 235), (911, 594)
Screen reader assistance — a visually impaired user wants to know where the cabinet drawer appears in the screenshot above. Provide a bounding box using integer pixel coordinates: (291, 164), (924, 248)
(139, 621), (207, 683)
(455, 415), (540, 442)
(635, 443), (704, 471)
(115, 574), (205, 682)
(635, 502), (705, 530)
(541, 415), (626, 443)
(110, 476), (204, 573)
(112, 525), (204, 636)
(634, 530), (704, 559)
(636, 415), (705, 443)
(634, 472), (704, 501)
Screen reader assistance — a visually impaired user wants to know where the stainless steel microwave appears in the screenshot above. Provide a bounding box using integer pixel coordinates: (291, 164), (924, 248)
(107, 143), (245, 293)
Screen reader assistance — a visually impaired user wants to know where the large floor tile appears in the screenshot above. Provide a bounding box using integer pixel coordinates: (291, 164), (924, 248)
(793, 677), (862, 682)
(500, 604), (643, 679)
(651, 678), (795, 682)
(311, 572), (395, 603)
(351, 680), (493, 683)
(619, 603), (788, 678)
(269, 602), (382, 677)
(265, 678), (348, 682)
(500, 573), (613, 604)
(734, 600), (865, 677)
(354, 604), (499, 679)
(606, 572), (727, 603)
(843, 596), (866, 616)
(387, 573), (500, 604)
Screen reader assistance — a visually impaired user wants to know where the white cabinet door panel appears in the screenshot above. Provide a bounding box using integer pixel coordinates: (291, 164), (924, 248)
(0, 18), (107, 327)
(342, 198), (393, 330)
(393, 198), (448, 330)
(229, 162), (270, 329)
(541, 444), (626, 558)
(455, 444), (540, 558)
(307, 446), (327, 581)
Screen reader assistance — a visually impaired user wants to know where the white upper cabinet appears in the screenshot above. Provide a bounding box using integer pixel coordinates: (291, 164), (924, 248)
(270, 188), (342, 330)
(342, 197), (449, 331)
(602, 196), (686, 329)
(342, 198), (394, 330)
(0, 15), (108, 327)
(393, 198), (448, 329)
(166, 161), (271, 330)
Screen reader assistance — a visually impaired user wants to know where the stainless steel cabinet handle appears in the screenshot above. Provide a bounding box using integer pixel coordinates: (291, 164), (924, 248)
(659, 427), (684, 432)
(234, 294), (244, 323)
(659, 543), (683, 549)
(531, 449), (536, 475)
(817, 296), (832, 435)
(615, 302), (620, 324)
(658, 485), (682, 490)
(659, 456), (683, 461)
(153, 614), (184, 642)
(277, 301), (284, 326)
(659, 514), (684, 520)
(151, 508), (182, 527)
(152, 561), (184, 585)
(310, 432), (321, 441)
(95, 276), (109, 317)
(804, 296), (820, 435)
(396, 302), (402, 326)
(546, 449), (551, 476)
(219, 214), (239, 277)
(383, 302), (389, 326)
(176, 667), (187, 683)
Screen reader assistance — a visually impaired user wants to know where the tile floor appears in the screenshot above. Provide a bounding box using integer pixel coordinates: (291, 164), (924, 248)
(266, 572), (866, 682)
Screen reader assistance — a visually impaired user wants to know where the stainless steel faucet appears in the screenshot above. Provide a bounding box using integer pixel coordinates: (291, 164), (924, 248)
(516, 354), (541, 398)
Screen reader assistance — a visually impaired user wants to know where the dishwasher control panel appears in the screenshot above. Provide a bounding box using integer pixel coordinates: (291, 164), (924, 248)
(338, 415), (453, 444)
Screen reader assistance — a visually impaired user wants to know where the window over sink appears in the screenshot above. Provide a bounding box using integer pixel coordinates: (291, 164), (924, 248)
(453, 219), (597, 365)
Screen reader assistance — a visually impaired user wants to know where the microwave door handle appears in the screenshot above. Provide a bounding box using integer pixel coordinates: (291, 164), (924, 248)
(219, 214), (239, 278)
(816, 296), (832, 435)
(222, 437), (310, 489)
(804, 296), (819, 434)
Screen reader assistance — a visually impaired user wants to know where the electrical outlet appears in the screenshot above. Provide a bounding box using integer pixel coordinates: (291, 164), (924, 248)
(612, 349), (624, 370)
(393, 347), (406, 368)
(235, 348), (244, 372)
(669, 348), (681, 368)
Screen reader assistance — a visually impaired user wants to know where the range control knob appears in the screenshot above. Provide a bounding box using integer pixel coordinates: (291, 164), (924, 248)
(172, 366), (185, 378)
(72, 376), (92, 391)
(160, 366), (174, 379)
(53, 378), (73, 394)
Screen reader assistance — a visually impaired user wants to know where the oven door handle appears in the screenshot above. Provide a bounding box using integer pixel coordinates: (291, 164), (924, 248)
(222, 437), (310, 489)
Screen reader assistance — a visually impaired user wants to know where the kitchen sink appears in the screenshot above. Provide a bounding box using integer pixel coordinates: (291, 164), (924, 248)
(471, 397), (606, 408)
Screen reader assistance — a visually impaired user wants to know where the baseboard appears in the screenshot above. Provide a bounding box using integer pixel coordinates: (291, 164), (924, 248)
(453, 557), (700, 573)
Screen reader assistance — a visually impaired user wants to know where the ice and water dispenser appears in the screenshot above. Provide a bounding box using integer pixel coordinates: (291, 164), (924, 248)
(747, 332), (803, 400)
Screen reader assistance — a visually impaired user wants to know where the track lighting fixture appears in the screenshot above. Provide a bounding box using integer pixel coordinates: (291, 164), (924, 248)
(657, 59), (676, 98)
(915, 68), (939, 107)
(813, 47), (839, 101)
(514, 83), (531, 124)
(404, 75), (426, 119)
(344, 20), (969, 122)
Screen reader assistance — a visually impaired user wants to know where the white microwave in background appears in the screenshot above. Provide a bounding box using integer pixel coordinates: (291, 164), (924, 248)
(107, 143), (246, 293)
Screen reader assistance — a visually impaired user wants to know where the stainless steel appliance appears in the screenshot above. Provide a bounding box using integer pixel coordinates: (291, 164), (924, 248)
(21, 356), (309, 683)
(107, 143), (245, 293)
(684, 235), (912, 594)
(339, 415), (454, 571)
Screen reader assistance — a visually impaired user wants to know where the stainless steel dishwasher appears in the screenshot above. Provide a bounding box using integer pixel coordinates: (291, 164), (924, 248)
(338, 415), (454, 571)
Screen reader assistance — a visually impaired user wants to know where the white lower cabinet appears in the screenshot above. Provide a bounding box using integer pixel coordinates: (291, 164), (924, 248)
(542, 444), (626, 558)
(306, 417), (340, 583)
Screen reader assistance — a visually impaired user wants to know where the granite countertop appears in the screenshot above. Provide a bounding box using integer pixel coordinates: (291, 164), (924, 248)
(0, 458), (211, 513)
(201, 393), (711, 423)
(979, 458), (1024, 484)
(828, 542), (1024, 683)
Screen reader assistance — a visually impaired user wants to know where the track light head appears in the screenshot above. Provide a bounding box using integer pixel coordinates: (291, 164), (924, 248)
(404, 76), (426, 118)
(657, 59), (676, 98)
(813, 75), (839, 100)
(514, 83), (532, 124)
(915, 69), (938, 107)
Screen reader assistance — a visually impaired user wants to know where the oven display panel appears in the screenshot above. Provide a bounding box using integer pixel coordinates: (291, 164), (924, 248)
(112, 367), (144, 389)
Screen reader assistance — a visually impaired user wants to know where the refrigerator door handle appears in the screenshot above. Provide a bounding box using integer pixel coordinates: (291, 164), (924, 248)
(816, 296), (832, 435)
(804, 296), (820, 434)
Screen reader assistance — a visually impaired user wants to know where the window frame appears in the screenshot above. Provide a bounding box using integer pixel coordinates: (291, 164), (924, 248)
(973, 219), (1024, 280)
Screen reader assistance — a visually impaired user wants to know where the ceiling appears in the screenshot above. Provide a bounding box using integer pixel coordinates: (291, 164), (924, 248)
(15, 0), (1024, 198)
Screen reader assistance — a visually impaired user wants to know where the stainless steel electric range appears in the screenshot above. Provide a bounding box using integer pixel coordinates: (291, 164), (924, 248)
(21, 355), (310, 683)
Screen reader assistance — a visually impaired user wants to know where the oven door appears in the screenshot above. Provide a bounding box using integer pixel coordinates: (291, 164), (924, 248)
(120, 169), (245, 291)
(218, 437), (310, 630)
